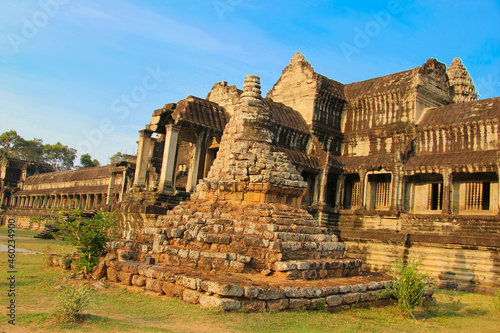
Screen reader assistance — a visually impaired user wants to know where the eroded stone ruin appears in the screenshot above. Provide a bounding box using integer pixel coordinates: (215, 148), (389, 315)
(139, 75), (359, 280)
(103, 75), (394, 311)
(2, 52), (499, 297)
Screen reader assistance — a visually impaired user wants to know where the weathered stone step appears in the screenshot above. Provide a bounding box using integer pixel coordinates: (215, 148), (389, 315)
(97, 258), (405, 312)
(272, 258), (361, 280)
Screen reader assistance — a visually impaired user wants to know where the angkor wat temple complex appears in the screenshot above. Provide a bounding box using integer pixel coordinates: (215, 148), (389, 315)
(2, 53), (499, 293)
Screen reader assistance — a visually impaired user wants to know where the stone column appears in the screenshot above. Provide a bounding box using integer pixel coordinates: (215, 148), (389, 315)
(391, 169), (400, 211)
(120, 170), (128, 201)
(187, 132), (210, 192)
(317, 169), (328, 205)
(359, 170), (367, 209)
(398, 175), (406, 211)
(442, 168), (453, 214)
(106, 173), (116, 205)
(0, 191), (5, 208)
(335, 174), (345, 209)
(132, 129), (153, 188)
(311, 173), (322, 205)
(158, 124), (181, 193)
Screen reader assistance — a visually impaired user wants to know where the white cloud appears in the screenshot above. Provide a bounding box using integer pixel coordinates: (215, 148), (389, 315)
(67, 1), (243, 55)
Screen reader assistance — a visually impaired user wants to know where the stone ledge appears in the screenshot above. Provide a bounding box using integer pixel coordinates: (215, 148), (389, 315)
(97, 259), (401, 312)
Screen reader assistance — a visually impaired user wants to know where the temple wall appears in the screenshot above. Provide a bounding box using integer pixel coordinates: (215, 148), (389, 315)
(1, 213), (45, 230)
(417, 120), (499, 154)
(336, 213), (500, 293)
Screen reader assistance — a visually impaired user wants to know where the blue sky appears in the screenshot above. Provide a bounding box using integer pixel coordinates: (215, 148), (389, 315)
(1, 0), (499, 164)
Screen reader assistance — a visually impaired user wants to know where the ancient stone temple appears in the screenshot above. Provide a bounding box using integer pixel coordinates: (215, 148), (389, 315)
(104, 75), (392, 312)
(138, 75), (358, 280)
(2, 52), (499, 295)
(2, 162), (134, 227)
(0, 157), (54, 212)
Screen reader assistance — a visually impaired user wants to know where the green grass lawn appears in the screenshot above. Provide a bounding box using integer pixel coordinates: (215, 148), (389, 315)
(0, 227), (499, 333)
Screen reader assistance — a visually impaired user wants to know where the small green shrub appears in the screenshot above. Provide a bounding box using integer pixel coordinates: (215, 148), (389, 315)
(31, 200), (117, 275)
(56, 285), (92, 323)
(315, 299), (327, 311)
(386, 260), (429, 319)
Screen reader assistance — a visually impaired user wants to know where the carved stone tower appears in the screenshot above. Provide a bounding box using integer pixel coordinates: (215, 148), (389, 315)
(447, 58), (478, 103)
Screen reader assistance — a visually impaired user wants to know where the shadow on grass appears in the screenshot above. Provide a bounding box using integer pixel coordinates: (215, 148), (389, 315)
(415, 298), (488, 320)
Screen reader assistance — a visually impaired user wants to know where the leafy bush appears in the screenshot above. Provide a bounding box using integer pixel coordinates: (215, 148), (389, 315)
(386, 260), (429, 319)
(31, 201), (117, 274)
(54, 209), (117, 274)
(56, 285), (91, 323)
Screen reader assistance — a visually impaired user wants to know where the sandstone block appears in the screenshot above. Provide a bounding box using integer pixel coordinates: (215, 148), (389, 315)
(304, 287), (322, 298)
(288, 298), (311, 310)
(146, 279), (164, 294)
(182, 289), (202, 304)
(267, 299), (289, 311)
(240, 299), (266, 312)
(339, 285), (351, 294)
(244, 285), (261, 298)
(326, 295), (342, 307)
(119, 261), (140, 274)
(200, 280), (244, 297)
(342, 293), (361, 305)
(92, 261), (107, 280)
(132, 275), (147, 287)
(137, 264), (151, 276)
(162, 281), (185, 297)
(236, 254), (252, 263)
(257, 288), (285, 300)
(175, 275), (201, 290)
(321, 286), (339, 296)
(199, 295), (241, 311)
(118, 272), (134, 286)
(229, 261), (245, 273)
(107, 268), (118, 282)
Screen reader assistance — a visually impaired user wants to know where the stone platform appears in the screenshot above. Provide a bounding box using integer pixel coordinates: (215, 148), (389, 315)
(102, 257), (396, 312)
(118, 74), (404, 311)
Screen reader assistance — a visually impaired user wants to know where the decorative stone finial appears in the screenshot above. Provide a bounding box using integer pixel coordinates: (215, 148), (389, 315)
(241, 74), (262, 98)
(447, 57), (478, 103)
(290, 51), (305, 64)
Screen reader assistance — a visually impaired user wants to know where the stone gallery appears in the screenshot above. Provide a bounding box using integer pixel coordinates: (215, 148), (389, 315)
(2, 53), (499, 307)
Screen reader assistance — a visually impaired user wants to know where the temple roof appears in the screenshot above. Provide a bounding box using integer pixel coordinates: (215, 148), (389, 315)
(317, 74), (345, 100)
(344, 69), (415, 101)
(341, 153), (396, 172)
(403, 150), (499, 172)
(24, 165), (112, 185)
(14, 185), (112, 196)
(278, 146), (320, 170)
(418, 97), (500, 128)
(263, 98), (310, 134)
(173, 96), (229, 134)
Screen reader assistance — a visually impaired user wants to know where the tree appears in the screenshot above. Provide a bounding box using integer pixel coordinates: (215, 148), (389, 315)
(80, 153), (100, 168)
(0, 130), (77, 171)
(43, 142), (77, 171)
(0, 130), (28, 159)
(109, 152), (136, 164)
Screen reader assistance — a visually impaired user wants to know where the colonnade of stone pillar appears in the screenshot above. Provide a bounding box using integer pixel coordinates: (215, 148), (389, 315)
(133, 129), (153, 188)
(158, 124), (181, 193)
(11, 193), (107, 210)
